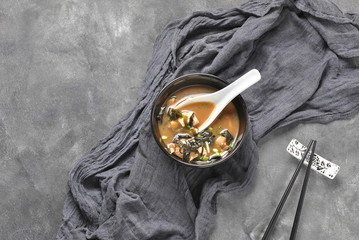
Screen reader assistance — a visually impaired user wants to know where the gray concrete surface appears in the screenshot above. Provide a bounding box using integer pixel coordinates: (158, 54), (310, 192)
(0, 0), (358, 239)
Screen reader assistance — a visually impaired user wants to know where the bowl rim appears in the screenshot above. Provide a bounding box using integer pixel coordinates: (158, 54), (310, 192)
(150, 73), (249, 168)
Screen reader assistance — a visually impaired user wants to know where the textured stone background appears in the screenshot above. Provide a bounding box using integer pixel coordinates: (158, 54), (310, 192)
(0, 0), (358, 239)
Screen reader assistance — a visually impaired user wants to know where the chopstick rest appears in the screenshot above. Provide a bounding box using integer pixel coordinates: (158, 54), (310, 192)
(287, 139), (340, 179)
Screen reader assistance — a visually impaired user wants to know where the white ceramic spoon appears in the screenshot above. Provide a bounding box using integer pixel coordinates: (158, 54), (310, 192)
(175, 69), (261, 132)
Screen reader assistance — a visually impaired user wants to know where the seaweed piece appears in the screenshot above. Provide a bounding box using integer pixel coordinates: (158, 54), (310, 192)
(186, 138), (202, 150)
(173, 133), (191, 142)
(198, 129), (215, 145)
(188, 112), (194, 127)
(209, 154), (222, 161)
(172, 129), (216, 162)
(156, 105), (167, 122)
(181, 142), (200, 161)
(167, 107), (182, 121)
(220, 129), (234, 144)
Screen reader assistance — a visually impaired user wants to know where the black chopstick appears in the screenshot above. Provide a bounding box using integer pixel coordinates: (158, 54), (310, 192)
(261, 140), (314, 240)
(289, 140), (317, 240)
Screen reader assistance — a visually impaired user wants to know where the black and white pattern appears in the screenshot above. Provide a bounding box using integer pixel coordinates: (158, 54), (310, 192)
(287, 139), (340, 179)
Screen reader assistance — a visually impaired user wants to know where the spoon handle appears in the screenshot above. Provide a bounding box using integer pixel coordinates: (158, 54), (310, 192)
(213, 69), (261, 108)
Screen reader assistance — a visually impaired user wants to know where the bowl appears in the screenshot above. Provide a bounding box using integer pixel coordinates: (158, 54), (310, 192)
(150, 73), (248, 168)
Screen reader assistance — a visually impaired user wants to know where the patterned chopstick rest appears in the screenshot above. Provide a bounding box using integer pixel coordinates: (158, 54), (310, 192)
(286, 139), (340, 179)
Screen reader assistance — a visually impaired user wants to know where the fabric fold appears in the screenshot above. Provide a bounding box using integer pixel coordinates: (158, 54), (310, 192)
(57, 0), (359, 239)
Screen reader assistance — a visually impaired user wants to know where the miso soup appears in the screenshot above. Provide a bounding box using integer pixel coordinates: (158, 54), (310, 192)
(156, 85), (241, 163)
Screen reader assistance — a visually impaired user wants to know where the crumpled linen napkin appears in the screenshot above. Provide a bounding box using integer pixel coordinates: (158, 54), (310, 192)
(57, 0), (359, 239)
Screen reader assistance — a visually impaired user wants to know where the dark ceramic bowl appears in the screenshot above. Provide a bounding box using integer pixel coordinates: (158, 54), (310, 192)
(150, 73), (248, 168)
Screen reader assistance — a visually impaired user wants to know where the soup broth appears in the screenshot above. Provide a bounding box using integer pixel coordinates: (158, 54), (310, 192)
(156, 85), (240, 163)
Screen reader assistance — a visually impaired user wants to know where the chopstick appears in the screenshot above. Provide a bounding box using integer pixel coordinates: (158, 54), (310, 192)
(261, 140), (314, 240)
(289, 140), (317, 240)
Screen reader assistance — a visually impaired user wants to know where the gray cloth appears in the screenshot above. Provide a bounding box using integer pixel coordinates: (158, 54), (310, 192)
(57, 0), (359, 239)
